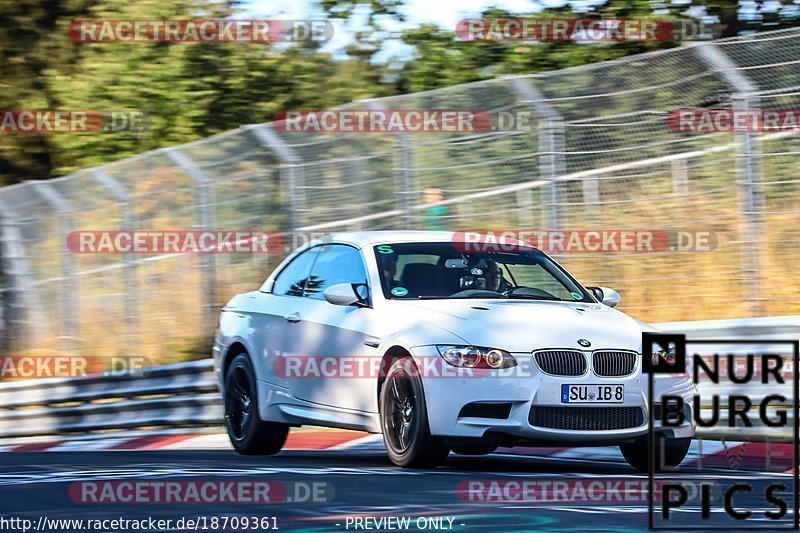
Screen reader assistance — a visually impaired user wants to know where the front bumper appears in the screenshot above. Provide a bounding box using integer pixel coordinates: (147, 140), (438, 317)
(414, 346), (696, 444)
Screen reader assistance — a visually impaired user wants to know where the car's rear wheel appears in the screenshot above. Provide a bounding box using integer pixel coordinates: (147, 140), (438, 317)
(620, 435), (691, 472)
(225, 353), (289, 455)
(380, 358), (450, 468)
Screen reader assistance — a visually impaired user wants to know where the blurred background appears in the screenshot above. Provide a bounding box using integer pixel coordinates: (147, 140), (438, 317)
(1, 0), (799, 363)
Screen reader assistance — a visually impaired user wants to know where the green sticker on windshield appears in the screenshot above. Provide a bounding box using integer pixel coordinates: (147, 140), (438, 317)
(570, 291), (583, 300)
(377, 245), (394, 254)
(391, 286), (408, 297)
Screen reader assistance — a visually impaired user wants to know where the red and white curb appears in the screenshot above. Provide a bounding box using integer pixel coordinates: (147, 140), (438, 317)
(0, 428), (376, 453)
(0, 430), (794, 472)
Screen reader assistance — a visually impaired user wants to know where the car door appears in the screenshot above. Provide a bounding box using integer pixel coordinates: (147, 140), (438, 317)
(283, 243), (377, 412)
(255, 247), (320, 389)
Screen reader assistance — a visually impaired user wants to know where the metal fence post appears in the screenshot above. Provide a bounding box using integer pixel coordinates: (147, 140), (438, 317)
(30, 182), (78, 353)
(164, 149), (218, 333)
(671, 158), (689, 196)
(0, 237), (5, 352)
(349, 157), (368, 230)
(695, 43), (764, 315)
(582, 178), (600, 225)
(395, 136), (417, 230)
(0, 199), (38, 352)
(365, 100), (416, 230)
(90, 169), (139, 352)
(733, 91), (765, 315)
(516, 189), (535, 228)
(399, 136), (417, 231)
(246, 124), (303, 239)
(508, 77), (565, 230)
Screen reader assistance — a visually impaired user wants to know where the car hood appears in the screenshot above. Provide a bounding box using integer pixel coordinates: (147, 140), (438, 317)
(389, 299), (655, 352)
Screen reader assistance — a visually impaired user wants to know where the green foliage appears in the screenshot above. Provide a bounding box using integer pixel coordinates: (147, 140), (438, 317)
(0, 0), (402, 184)
(397, 3), (683, 93)
(1, 0), (798, 184)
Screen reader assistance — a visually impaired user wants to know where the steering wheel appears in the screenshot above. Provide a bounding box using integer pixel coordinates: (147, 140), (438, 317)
(502, 286), (558, 299)
(449, 289), (502, 298)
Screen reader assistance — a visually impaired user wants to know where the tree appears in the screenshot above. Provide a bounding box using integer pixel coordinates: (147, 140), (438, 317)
(0, 0), (96, 183)
(0, 0), (401, 183)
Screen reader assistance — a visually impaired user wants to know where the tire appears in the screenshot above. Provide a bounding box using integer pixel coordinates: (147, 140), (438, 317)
(620, 436), (692, 472)
(224, 353), (289, 455)
(452, 445), (498, 456)
(380, 358), (450, 468)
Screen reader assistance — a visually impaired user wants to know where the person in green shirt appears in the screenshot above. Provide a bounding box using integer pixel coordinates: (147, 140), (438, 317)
(421, 187), (449, 231)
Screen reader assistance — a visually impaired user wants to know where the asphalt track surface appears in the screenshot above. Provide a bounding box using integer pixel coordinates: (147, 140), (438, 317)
(0, 446), (795, 533)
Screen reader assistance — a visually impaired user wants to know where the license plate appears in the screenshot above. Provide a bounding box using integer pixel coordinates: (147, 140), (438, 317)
(561, 384), (624, 403)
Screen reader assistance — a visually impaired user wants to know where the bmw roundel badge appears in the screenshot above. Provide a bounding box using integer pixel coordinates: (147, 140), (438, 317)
(577, 339), (591, 348)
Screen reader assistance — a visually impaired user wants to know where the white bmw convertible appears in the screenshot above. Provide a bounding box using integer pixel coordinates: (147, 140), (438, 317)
(212, 231), (694, 469)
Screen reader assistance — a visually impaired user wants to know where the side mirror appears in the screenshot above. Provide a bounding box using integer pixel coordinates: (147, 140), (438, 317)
(587, 286), (621, 308)
(323, 283), (369, 307)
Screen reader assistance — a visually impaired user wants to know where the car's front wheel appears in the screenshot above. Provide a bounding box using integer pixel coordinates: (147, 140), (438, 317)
(380, 358), (450, 468)
(225, 353), (289, 455)
(620, 435), (692, 472)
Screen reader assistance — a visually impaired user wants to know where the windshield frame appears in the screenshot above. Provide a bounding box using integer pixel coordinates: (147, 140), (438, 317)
(373, 242), (597, 303)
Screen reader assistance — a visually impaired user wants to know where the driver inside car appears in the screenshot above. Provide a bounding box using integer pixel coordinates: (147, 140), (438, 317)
(378, 253), (399, 288)
(468, 259), (510, 293)
(454, 258), (509, 293)
(484, 259), (503, 292)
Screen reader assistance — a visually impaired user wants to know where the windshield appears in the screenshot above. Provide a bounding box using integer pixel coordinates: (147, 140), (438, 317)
(374, 242), (593, 302)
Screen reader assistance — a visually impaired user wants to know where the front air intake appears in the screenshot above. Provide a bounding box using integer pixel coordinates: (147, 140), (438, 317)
(529, 406), (644, 431)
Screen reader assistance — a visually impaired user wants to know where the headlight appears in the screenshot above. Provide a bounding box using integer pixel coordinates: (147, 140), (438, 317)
(436, 345), (517, 369)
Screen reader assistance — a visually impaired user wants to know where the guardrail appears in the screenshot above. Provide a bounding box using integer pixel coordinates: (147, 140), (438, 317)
(0, 315), (796, 444)
(0, 359), (221, 442)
